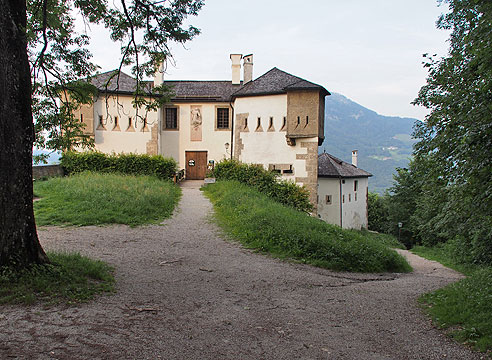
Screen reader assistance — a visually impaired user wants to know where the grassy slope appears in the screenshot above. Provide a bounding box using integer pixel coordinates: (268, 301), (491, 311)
(0, 252), (114, 305)
(413, 245), (492, 354)
(34, 172), (181, 227)
(203, 180), (410, 273)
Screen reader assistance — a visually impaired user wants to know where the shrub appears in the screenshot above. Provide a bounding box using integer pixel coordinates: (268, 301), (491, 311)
(61, 151), (177, 180)
(210, 159), (313, 213)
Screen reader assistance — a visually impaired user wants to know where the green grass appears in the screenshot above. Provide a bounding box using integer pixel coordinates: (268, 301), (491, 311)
(413, 245), (492, 354)
(0, 252), (114, 305)
(34, 172), (181, 227)
(355, 230), (406, 250)
(203, 180), (411, 273)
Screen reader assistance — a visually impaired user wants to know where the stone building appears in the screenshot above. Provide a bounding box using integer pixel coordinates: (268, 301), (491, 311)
(73, 54), (330, 209)
(317, 151), (372, 229)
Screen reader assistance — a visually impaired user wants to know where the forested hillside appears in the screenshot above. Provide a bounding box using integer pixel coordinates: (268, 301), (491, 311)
(319, 93), (418, 193)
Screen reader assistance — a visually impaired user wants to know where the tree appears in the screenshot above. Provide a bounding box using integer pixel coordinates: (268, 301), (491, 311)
(367, 192), (389, 234)
(0, 0), (203, 268)
(0, 0), (49, 267)
(410, 0), (492, 263)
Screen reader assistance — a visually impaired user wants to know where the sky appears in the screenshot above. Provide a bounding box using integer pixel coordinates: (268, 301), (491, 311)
(83, 0), (451, 120)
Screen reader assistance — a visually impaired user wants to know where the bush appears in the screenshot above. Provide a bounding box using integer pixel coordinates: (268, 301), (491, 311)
(61, 151), (177, 180)
(210, 159), (313, 213)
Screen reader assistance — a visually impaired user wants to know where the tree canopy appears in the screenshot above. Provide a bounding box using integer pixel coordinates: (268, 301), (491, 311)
(386, 0), (492, 264)
(29, 0), (203, 160)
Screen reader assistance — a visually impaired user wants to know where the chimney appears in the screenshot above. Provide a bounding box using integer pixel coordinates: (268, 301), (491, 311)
(352, 150), (358, 167)
(243, 54), (253, 84)
(230, 54), (242, 85)
(153, 62), (164, 87)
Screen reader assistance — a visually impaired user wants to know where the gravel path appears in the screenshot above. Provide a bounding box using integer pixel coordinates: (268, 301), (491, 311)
(0, 181), (481, 359)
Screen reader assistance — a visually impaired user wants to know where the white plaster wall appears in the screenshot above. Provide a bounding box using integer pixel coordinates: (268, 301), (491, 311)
(160, 130), (180, 163)
(162, 103), (231, 170)
(317, 178), (341, 226)
(93, 95), (157, 154)
(234, 95), (317, 183)
(340, 177), (369, 230)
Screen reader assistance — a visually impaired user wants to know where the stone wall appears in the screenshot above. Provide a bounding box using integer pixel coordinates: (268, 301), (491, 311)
(32, 165), (64, 179)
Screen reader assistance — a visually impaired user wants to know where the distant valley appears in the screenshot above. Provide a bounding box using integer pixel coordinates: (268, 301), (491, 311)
(320, 93), (419, 193)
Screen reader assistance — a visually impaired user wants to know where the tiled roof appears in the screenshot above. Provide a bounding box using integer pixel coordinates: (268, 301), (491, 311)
(318, 153), (372, 178)
(164, 81), (242, 102)
(89, 70), (152, 94)
(89, 67), (329, 101)
(232, 67), (330, 97)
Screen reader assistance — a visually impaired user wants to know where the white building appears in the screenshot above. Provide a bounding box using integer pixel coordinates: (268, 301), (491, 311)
(317, 151), (372, 229)
(73, 54), (330, 211)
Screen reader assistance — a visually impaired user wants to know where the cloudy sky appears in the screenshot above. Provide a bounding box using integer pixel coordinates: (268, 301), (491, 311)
(84, 0), (451, 120)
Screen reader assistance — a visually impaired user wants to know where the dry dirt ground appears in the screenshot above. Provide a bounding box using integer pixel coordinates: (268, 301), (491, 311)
(0, 181), (482, 360)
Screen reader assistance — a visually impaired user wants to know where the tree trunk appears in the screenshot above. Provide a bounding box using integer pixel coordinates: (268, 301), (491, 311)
(0, 0), (48, 267)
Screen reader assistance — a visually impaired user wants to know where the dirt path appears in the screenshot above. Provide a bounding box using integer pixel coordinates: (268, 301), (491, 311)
(0, 181), (480, 359)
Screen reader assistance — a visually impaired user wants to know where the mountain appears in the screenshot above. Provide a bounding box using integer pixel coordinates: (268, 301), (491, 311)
(320, 93), (419, 194)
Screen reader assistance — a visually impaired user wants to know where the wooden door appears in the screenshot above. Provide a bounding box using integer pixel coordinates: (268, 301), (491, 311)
(185, 151), (207, 180)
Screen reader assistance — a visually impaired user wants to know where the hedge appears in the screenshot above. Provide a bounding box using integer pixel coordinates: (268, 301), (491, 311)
(210, 159), (313, 213)
(61, 152), (177, 180)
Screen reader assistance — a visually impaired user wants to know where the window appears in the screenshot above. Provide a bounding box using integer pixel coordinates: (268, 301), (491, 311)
(268, 117), (274, 131)
(113, 116), (120, 131)
(349, 194), (351, 202)
(80, 114), (83, 122)
(255, 117), (262, 131)
(282, 165), (293, 174)
(305, 115), (309, 126)
(342, 194), (345, 203)
(281, 116), (287, 131)
(97, 115), (105, 130)
(165, 107), (178, 129)
(354, 180), (358, 192)
(342, 179), (345, 184)
(126, 117), (134, 132)
(297, 116), (300, 126)
(325, 195), (332, 205)
(216, 108), (229, 129)
(142, 118), (149, 132)
(244, 118), (248, 129)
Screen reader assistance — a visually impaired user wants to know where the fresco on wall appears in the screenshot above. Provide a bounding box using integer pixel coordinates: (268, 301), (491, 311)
(190, 106), (202, 141)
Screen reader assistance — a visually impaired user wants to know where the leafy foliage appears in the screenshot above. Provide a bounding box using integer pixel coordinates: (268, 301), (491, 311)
(386, 0), (492, 264)
(29, 0), (203, 160)
(367, 192), (389, 233)
(61, 151), (177, 180)
(34, 172), (181, 227)
(210, 159), (313, 213)
(203, 181), (411, 273)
